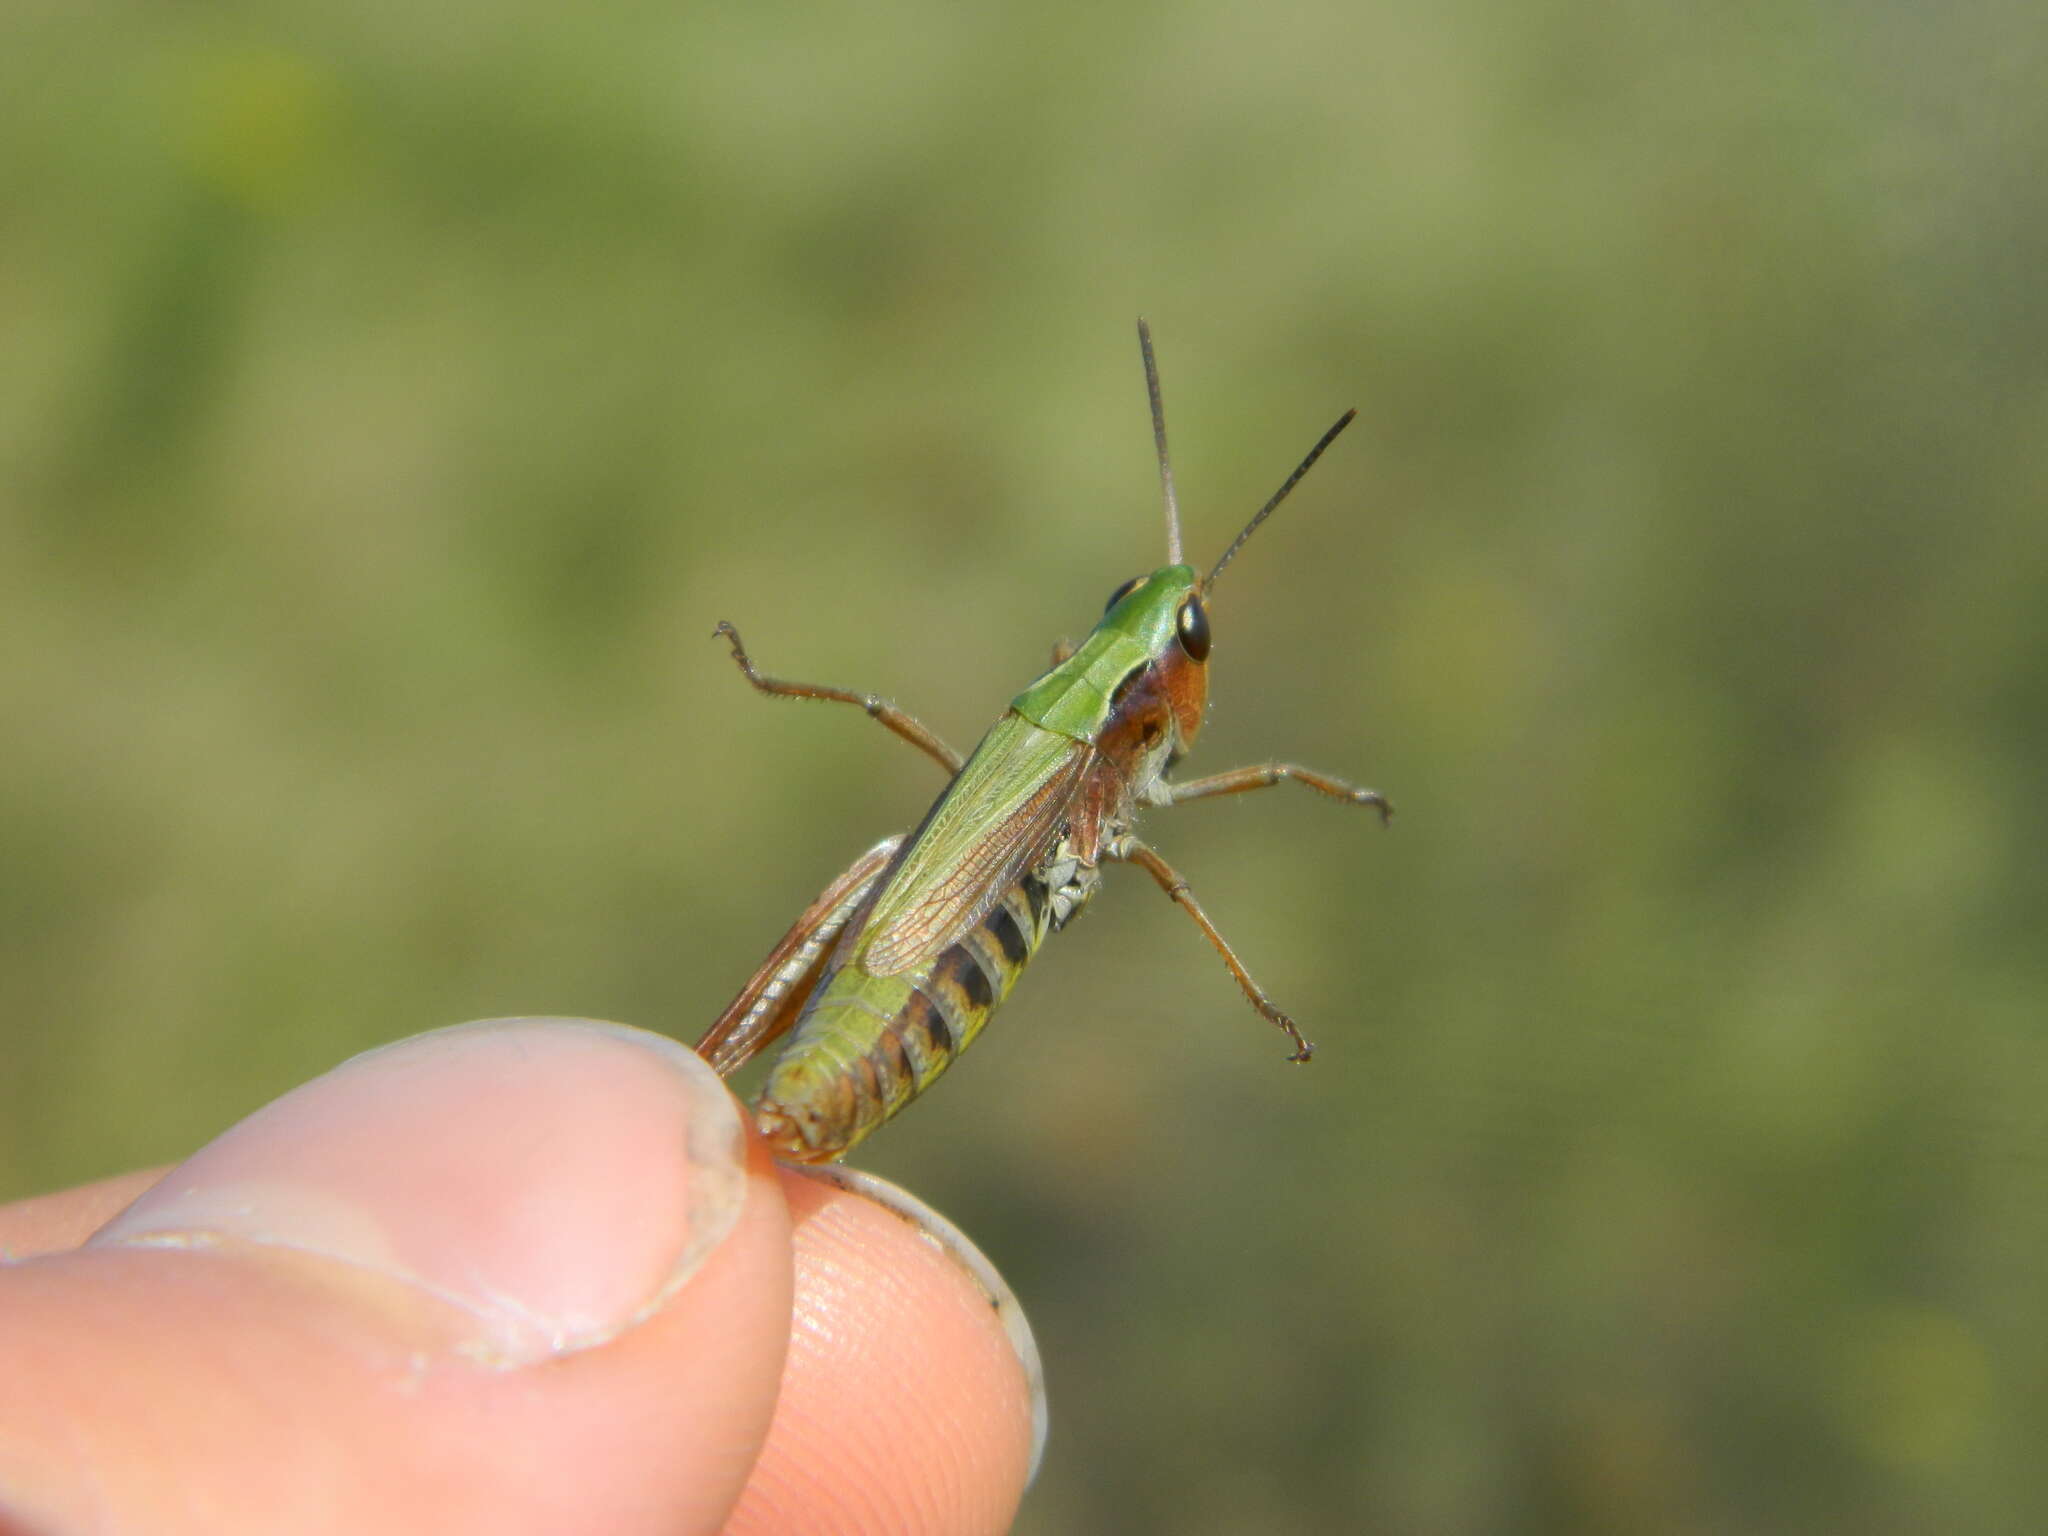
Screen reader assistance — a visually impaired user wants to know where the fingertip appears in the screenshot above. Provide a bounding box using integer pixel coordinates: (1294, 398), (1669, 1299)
(94, 1019), (758, 1364)
(802, 1163), (1046, 1485)
(0, 1021), (800, 1534)
(0, 1168), (166, 1260)
(721, 1165), (1038, 1536)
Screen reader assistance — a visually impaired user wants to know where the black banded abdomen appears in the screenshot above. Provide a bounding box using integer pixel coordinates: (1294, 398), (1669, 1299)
(754, 879), (1052, 1160)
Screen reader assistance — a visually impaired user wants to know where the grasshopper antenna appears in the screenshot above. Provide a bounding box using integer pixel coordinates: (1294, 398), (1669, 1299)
(1138, 318), (1184, 565)
(1206, 406), (1357, 591)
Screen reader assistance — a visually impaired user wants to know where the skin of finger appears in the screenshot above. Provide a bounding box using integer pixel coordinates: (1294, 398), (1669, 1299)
(0, 1159), (1034, 1536)
(0, 1135), (793, 1535)
(0, 1168), (167, 1259)
(720, 1167), (1035, 1536)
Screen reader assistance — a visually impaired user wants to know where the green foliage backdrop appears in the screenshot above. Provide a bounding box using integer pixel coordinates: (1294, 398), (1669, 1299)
(4, 2), (2044, 1528)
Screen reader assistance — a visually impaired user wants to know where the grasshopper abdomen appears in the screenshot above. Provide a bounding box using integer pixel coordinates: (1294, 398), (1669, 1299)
(754, 877), (1062, 1157)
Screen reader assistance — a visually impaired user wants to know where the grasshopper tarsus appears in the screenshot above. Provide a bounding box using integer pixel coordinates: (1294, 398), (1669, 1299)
(1356, 789), (1394, 827)
(713, 620), (764, 687)
(1254, 999), (1315, 1063)
(1258, 1001), (1315, 1064)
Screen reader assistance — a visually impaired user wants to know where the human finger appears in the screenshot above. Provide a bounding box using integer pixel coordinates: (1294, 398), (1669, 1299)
(0, 1019), (791, 1535)
(721, 1161), (1044, 1536)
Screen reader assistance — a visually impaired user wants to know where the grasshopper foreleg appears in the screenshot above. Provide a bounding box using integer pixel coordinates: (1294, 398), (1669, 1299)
(1110, 835), (1315, 1063)
(1160, 762), (1392, 824)
(715, 621), (963, 775)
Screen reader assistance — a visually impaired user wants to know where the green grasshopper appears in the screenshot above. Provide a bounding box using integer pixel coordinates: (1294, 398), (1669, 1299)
(697, 321), (1390, 1162)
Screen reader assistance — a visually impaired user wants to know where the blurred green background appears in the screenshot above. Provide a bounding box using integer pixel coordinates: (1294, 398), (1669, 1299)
(4, 1), (2045, 1529)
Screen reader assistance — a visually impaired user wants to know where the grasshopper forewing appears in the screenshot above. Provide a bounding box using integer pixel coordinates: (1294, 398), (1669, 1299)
(697, 321), (1391, 1162)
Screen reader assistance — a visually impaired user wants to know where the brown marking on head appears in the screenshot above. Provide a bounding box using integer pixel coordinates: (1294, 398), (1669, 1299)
(1100, 598), (1210, 774)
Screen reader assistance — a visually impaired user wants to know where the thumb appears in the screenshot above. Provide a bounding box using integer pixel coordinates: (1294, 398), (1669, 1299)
(0, 1019), (794, 1535)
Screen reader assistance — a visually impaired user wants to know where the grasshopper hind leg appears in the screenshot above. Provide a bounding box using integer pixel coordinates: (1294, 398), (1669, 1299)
(695, 834), (904, 1076)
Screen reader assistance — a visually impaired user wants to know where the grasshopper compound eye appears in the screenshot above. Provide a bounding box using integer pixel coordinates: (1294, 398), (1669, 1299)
(1176, 594), (1211, 661)
(1103, 575), (1143, 614)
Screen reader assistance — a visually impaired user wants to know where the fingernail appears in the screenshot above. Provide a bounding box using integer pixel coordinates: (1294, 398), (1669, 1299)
(91, 1018), (748, 1367)
(800, 1163), (1049, 1485)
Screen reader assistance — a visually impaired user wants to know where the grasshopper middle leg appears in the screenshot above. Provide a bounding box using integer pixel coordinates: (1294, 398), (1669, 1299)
(1164, 762), (1392, 824)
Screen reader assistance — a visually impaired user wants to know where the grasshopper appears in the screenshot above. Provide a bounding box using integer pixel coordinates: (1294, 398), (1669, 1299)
(697, 321), (1390, 1162)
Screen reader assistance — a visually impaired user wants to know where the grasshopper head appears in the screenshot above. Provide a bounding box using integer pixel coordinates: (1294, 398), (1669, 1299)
(1120, 318), (1355, 758)
(1012, 323), (1353, 764)
(1096, 564), (1211, 758)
